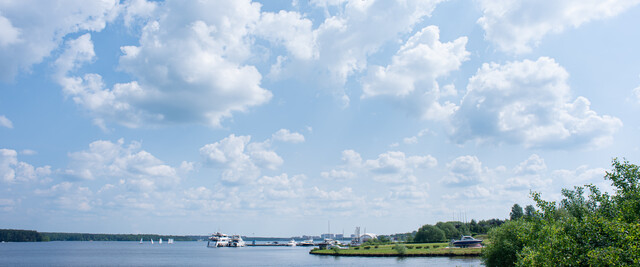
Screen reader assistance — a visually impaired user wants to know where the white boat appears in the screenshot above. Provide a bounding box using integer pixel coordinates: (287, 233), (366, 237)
(287, 239), (297, 247)
(207, 232), (231, 247)
(167, 238), (174, 244)
(230, 235), (245, 247)
(159, 238), (163, 244)
(139, 238), (143, 244)
(299, 239), (314, 246)
(151, 239), (154, 244)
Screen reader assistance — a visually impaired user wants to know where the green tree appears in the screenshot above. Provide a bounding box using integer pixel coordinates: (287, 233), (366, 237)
(509, 204), (523, 220)
(413, 224), (445, 243)
(483, 158), (640, 267)
(435, 222), (460, 240)
(523, 205), (535, 218)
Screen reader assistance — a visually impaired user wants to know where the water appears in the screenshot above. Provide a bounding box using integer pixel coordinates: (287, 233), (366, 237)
(0, 241), (483, 266)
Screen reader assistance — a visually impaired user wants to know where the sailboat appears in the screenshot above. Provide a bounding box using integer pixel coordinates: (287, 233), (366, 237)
(151, 239), (154, 244)
(167, 238), (174, 244)
(139, 238), (143, 244)
(159, 238), (163, 244)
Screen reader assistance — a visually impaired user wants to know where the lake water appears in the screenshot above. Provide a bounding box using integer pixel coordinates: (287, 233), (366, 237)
(0, 241), (483, 266)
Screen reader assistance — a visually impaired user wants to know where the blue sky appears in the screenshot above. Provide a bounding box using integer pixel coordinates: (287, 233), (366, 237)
(1, 0), (640, 237)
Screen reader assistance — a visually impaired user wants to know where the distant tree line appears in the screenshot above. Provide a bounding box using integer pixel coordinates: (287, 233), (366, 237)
(483, 158), (640, 266)
(0, 229), (207, 242)
(0, 229), (48, 242)
(395, 218), (506, 243)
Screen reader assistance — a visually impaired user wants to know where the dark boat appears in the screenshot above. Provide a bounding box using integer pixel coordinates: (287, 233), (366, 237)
(451, 236), (483, 248)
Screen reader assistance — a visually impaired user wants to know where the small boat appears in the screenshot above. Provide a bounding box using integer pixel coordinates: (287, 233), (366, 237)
(451, 236), (483, 248)
(167, 238), (174, 244)
(299, 239), (314, 246)
(139, 238), (143, 244)
(151, 239), (154, 244)
(287, 239), (297, 247)
(159, 238), (163, 244)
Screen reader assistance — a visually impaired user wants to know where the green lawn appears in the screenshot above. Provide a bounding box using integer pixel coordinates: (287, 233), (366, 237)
(310, 243), (482, 257)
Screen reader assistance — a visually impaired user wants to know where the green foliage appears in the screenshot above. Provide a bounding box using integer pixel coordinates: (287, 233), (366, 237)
(510, 204), (524, 221)
(414, 224), (445, 243)
(0, 229), (46, 242)
(483, 158), (640, 267)
(393, 244), (407, 255)
(435, 222), (460, 240)
(524, 205), (536, 219)
(331, 246), (341, 254)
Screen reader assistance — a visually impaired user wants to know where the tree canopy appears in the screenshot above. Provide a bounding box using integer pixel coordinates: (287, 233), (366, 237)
(482, 158), (640, 266)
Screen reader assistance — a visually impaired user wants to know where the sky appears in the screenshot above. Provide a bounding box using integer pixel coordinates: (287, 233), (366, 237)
(1, 0), (640, 237)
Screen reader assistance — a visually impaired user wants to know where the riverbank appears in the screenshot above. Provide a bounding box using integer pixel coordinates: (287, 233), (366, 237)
(309, 243), (482, 257)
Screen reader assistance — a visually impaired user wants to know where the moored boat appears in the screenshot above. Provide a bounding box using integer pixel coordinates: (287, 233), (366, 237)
(451, 236), (483, 248)
(207, 232), (231, 247)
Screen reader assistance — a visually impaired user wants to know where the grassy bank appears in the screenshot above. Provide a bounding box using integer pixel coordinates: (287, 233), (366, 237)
(309, 243), (482, 257)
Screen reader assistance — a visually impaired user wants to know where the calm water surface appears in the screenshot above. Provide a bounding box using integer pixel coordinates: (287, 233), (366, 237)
(0, 241), (483, 266)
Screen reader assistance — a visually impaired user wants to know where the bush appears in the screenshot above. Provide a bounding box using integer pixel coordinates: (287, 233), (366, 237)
(393, 244), (407, 255)
(364, 246), (371, 250)
(415, 246), (422, 249)
(374, 245), (379, 248)
(353, 247), (360, 250)
(414, 224), (445, 243)
(432, 245), (439, 248)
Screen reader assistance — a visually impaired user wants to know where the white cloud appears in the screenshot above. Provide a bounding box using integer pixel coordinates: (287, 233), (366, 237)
(254, 10), (317, 60)
(321, 169), (356, 180)
(55, 1), (272, 128)
(200, 134), (283, 184)
(323, 149), (437, 184)
(0, 148), (51, 183)
(505, 155), (552, 190)
(0, 115), (13, 128)
(64, 139), (180, 192)
(362, 25), (469, 120)
(272, 0), (445, 104)
(35, 182), (93, 211)
(452, 57), (622, 148)
(634, 85), (640, 104)
(0, 0), (119, 81)
(477, 0), (640, 54)
(271, 129), (305, 143)
(257, 173), (304, 200)
(514, 154), (547, 175)
(443, 155), (486, 186)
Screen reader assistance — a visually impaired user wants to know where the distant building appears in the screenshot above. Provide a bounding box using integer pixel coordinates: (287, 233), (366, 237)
(335, 234), (344, 240)
(321, 233), (335, 239)
(360, 233), (377, 243)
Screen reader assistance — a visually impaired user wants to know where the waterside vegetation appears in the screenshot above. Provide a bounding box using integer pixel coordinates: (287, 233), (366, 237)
(482, 158), (640, 266)
(310, 242), (482, 257)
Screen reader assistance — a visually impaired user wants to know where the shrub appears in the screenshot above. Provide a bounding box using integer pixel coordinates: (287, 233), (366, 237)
(374, 245), (379, 248)
(415, 246), (422, 249)
(393, 244), (407, 255)
(364, 246), (371, 250)
(353, 247), (360, 250)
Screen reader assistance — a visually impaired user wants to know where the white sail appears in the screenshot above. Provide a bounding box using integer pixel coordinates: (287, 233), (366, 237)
(151, 239), (154, 244)
(139, 238), (143, 244)
(159, 238), (163, 244)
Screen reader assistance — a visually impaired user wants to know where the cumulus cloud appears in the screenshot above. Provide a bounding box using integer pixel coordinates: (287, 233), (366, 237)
(0, 115), (13, 128)
(272, 0), (445, 104)
(505, 154), (552, 190)
(200, 134), (283, 184)
(321, 149), (436, 184)
(443, 155), (486, 186)
(477, 0), (640, 54)
(54, 1), (272, 128)
(64, 139), (180, 192)
(271, 129), (305, 143)
(362, 25), (469, 120)
(35, 182), (93, 211)
(254, 10), (317, 60)
(257, 173), (304, 200)
(452, 57), (622, 148)
(0, 0), (119, 81)
(0, 148), (51, 183)
(634, 85), (640, 104)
